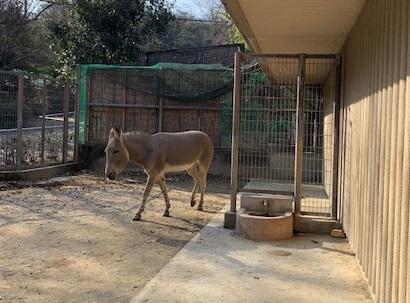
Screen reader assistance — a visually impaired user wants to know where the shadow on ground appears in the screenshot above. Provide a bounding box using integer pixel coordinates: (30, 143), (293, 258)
(0, 171), (230, 303)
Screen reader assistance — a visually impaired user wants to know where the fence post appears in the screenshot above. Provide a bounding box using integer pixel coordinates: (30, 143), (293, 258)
(230, 51), (242, 213)
(74, 66), (81, 161)
(16, 73), (24, 170)
(84, 72), (90, 143)
(294, 53), (306, 215)
(40, 78), (47, 164)
(158, 97), (164, 132)
(122, 73), (127, 131)
(62, 83), (70, 163)
(332, 54), (342, 220)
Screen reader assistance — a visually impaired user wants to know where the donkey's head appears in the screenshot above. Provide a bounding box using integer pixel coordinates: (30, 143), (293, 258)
(104, 126), (129, 180)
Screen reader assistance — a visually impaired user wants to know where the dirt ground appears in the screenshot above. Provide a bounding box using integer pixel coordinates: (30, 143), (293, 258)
(0, 171), (230, 303)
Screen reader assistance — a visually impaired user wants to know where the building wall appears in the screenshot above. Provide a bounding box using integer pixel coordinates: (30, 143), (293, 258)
(340, 0), (410, 302)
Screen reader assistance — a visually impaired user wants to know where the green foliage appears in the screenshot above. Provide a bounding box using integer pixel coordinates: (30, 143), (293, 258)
(47, 0), (174, 80)
(0, 0), (52, 70)
(220, 13), (248, 49)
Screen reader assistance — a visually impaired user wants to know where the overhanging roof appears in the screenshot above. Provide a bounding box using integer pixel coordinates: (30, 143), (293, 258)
(222, 0), (366, 54)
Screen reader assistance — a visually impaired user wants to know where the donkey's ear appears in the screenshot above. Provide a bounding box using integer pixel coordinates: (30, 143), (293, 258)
(109, 125), (121, 140)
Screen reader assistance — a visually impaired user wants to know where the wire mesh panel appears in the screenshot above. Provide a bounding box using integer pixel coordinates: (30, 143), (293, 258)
(0, 71), (77, 171)
(22, 76), (70, 166)
(301, 58), (337, 216)
(235, 54), (338, 218)
(0, 72), (18, 169)
(238, 55), (299, 191)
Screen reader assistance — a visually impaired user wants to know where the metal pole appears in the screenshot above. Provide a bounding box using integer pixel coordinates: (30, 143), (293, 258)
(332, 54), (342, 219)
(294, 53), (305, 215)
(85, 72), (90, 143)
(158, 97), (164, 132)
(74, 66), (81, 161)
(62, 84), (70, 163)
(230, 51), (242, 212)
(122, 73), (127, 131)
(16, 73), (24, 170)
(40, 78), (47, 164)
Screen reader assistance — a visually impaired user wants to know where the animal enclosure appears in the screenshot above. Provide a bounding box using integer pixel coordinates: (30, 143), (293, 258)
(231, 53), (340, 218)
(80, 64), (233, 148)
(0, 71), (78, 171)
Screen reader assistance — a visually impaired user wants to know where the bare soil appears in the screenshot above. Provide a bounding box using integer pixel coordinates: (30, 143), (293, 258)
(0, 171), (230, 303)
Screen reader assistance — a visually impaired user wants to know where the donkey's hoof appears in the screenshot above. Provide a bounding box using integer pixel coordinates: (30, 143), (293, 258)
(163, 210), (170, 217)
(197, 205), (203, 211)
(190, 199), (196, 207)
(132, 214), (141, 221)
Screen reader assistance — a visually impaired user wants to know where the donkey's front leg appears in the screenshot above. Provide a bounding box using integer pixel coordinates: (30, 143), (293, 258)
(132, 176), (154, 221)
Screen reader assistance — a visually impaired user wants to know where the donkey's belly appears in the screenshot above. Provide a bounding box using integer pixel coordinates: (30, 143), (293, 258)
(163, 162), (195, 173)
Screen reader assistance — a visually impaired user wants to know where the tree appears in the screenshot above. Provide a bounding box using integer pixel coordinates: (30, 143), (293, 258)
(0, 0), (55, 70)
(222, 13), (247, 47)
(47, 0), (174, 79)
(157, 12), (228, 50)
(159, 0), (246, 50)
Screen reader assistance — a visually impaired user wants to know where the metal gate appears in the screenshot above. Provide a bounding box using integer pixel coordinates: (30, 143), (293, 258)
(230, 53), (340, 218)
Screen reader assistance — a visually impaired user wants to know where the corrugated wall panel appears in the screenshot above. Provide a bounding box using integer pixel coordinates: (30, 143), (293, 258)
(341, 0), (410, 302)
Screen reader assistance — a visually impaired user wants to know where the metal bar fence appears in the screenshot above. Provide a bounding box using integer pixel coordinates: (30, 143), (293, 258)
(0, 70), (78, 171)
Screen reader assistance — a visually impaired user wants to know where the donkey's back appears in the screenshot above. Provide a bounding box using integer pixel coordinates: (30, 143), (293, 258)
(149, 131), (214, 172)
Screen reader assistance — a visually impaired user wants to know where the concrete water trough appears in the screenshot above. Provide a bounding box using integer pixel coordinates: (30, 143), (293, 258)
(235, 193), (294, 241)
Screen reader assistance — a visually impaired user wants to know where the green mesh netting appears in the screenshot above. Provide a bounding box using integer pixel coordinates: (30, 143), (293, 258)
(79, 63), (234, 143)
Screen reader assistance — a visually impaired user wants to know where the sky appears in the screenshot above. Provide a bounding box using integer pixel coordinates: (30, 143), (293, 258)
(169, 0), (213, 18)
(31, 0), (215, 19)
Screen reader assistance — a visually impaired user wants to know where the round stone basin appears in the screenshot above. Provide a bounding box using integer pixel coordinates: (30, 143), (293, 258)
(235, 208), (293, 241)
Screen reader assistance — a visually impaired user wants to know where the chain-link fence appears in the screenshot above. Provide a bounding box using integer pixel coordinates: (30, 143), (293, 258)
(0, 71), (78, 171)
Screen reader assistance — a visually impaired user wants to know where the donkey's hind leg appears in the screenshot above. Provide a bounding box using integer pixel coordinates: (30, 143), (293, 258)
(197, 163), (211, 211)
(158, 176), (171, 217)
(187, 165), (200, 207)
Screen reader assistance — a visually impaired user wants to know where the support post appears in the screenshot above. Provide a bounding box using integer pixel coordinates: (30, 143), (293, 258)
(84, 72), (90, 143)
(40, 78), (47, 164)
(225, 51), (242, 229)
(74, 66), (81, 161)
(122, 73), (127, 131)
(16, 73), (24, 170)
(332, 55), (342, 220)
(158, 97), (164, 132)
(62, 83), (70, 163)
(294, 54), (305, 215)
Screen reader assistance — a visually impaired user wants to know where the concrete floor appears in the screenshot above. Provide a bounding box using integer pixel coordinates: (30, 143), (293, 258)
(131, 212), (374, 303)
